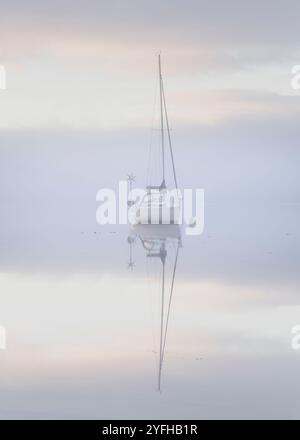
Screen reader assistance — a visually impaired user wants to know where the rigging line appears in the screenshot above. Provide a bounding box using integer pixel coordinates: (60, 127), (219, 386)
(158, 257), (165, 392)
(146, 79), (158, 186)
(161, 78), (178, 190)
(159, 54), (165, 184)
(161, 241), (180, 365)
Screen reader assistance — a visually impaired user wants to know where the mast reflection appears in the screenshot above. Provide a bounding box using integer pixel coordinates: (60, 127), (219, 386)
(128, 224), (182, 391)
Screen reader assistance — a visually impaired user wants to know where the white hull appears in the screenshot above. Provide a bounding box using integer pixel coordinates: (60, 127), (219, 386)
(130, 202), (181, 226)
(136, 206), (180, 225)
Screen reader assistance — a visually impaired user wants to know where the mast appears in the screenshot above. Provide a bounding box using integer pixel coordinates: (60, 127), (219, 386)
(161, 80), (178, 190)
(159, 54), (178, 190)
(158, 54), (166, 189)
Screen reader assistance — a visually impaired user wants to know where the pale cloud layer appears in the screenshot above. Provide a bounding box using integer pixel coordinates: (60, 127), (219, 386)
(0, 1), (300, 130)
(1, 0), (300, 45)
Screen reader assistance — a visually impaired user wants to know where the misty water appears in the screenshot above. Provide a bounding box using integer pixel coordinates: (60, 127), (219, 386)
(0, 129), (300, 419)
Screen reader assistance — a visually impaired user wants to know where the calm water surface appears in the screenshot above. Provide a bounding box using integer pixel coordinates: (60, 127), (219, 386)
(1, 201), (299, 419)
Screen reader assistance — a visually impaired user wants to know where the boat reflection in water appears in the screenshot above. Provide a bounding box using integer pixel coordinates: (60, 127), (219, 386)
(128, 224), (182, 392)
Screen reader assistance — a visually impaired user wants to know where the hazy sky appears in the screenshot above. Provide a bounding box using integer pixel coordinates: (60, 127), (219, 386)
(1, 1), (300, 130)
(1, 0), (300, 271)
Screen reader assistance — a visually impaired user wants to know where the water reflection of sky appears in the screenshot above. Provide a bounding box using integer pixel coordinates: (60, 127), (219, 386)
(1, 128), (300, 419)
(1, 214), (300, 418)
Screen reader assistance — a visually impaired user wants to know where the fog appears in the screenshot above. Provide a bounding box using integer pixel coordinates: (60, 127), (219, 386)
(1, 0), (300, 420)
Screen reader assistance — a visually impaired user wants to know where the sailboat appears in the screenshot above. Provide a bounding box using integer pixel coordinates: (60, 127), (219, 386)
(131, 55), (181, 225)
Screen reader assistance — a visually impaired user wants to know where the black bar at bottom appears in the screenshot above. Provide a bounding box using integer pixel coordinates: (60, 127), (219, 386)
(0, 420), (296, 439)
